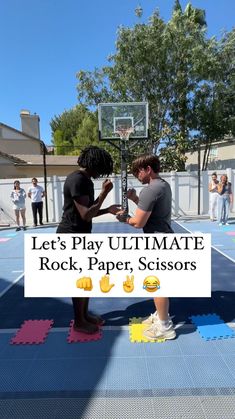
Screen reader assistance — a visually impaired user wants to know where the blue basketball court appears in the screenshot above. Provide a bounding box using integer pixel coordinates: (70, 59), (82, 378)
(0, 219), (234, 418)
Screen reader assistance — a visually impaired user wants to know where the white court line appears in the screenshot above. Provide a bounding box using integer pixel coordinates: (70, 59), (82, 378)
(0, 272), (24, 298)
(12, 270), (23, 273)
(210, 246), (235, 263)
(175, 220), (235, 264)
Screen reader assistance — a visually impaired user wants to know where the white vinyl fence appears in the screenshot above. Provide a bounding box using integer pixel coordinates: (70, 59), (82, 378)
(0, 169), (234, 226)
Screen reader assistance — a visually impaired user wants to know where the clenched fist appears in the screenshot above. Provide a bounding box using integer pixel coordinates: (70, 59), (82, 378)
(76, 277), (93, 291)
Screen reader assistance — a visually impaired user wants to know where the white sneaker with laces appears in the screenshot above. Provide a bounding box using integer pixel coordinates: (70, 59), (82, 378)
(143, 322), (176, 341)
(142, 311), (158, 325)
(142, 311), (173, 326)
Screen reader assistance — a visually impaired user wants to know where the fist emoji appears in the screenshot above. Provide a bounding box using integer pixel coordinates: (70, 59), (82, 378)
(76, 277), (93, 291)
(123, 275), (134, 293)
(99, 275), (115, 293)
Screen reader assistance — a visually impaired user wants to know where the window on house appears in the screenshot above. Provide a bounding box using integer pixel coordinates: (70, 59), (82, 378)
(209, 146), (218, 159)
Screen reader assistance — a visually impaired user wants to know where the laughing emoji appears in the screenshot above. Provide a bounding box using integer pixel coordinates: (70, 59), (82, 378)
(143, 276), (160, 292)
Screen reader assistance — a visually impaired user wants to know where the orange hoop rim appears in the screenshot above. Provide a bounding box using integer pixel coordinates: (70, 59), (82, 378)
(115, 127), (134, 140)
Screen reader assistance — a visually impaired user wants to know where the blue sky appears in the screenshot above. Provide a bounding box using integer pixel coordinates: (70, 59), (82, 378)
(1, 0), (234, 145)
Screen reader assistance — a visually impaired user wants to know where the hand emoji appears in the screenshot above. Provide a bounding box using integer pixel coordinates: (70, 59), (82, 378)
(123, 275), (134, 293)
(76, 276), (93, 291)
(99, 275), (115, 293)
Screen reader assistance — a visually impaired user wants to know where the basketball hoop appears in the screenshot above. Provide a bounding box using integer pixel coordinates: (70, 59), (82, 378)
(115, 127), (134, 141)
(97, 101), (149, 216)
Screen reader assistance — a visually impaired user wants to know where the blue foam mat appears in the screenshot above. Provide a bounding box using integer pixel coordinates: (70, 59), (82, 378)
(190, 314), (235, 340)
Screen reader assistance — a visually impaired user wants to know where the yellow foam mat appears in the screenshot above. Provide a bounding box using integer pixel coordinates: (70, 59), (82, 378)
(129, 317), (165, 343)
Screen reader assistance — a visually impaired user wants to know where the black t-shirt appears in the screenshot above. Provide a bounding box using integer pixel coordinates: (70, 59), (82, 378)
(58, 171), (94, 233)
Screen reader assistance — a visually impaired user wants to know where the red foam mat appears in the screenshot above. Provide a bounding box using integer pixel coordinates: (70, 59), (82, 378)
(10, 319), (54, 344)
(67, 320), (103, 343)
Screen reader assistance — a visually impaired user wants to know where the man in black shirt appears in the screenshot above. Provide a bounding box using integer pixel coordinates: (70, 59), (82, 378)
(57, 146), (120, 334)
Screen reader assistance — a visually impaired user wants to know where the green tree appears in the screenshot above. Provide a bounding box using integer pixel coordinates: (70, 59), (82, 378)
(159, 2), (208, 170)
(76, 2), (215, 171)
(50, 105), (88, 154)
(52, 2), (234, 172)
(50, 105), (123, 172)
(173, 0), (182, 13)
(72, 112), (99, 153)
(52, 130), (71, 155)
(192, 29), (235, 169)
(51, 105), (103, 156)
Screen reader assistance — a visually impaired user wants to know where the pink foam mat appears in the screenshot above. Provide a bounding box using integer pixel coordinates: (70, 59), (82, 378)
(10, 319), (54, 345)
(67, 320), (103, 343)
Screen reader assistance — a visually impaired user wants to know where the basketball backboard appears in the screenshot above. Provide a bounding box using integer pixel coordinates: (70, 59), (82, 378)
(98, 102), (149, 140)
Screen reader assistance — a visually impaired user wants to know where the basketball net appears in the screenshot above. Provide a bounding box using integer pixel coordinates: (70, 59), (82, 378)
(116, 127), (134, 141)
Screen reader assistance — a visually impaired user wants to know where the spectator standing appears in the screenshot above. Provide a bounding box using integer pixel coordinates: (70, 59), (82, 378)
(217, 174), (233, 226)
(10, 180), (27, 231)
(208, 172), (219, 221)
(28, 178), (45, 227)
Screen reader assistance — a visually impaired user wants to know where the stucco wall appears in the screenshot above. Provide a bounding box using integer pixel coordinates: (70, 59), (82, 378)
(0, 125), (41, 155)
(186, 143), (235, 170)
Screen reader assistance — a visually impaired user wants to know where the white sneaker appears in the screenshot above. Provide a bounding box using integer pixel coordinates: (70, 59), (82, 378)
(142, 311), (173, 326)
(142, 311), (158, 325)
(219, 223), (223, 226)
(143, 323), (176, 341)
(225, 223), (229, 226)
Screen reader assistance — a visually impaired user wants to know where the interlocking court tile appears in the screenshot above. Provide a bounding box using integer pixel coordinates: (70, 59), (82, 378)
(129, 317), (165, 343)
(10, 320), (54, 344)
(190, 314), (235, 341)
(67, 320), (103, 343)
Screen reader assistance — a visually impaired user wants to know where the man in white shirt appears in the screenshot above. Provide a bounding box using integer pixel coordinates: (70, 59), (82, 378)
(28, 178), (45, 227)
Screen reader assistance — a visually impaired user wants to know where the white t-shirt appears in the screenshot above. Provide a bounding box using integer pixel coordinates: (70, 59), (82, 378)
(10, 188), (26, 210)
(28, 185), (44, 203)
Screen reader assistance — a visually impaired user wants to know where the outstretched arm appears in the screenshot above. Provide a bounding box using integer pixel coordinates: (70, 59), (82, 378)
(96, 205), (122, 217)
(117, 207), (151, 228)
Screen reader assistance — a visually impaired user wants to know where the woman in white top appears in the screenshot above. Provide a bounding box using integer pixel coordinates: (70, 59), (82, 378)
(10, 180), (27, 231)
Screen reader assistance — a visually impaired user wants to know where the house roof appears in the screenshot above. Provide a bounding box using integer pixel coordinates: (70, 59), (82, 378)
(0, 122), (43, 144)
(12, 154), (78, 166)
(0, 150), (27, 164)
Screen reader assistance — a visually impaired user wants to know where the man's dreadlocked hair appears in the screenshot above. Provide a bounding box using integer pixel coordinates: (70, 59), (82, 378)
(77, 146), (113, 177)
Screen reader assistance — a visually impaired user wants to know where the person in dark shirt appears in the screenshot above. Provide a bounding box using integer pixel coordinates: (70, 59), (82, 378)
(57, 146), (121, 334)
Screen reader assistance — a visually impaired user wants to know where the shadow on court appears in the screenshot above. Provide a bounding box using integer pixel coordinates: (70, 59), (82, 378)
(0, 276), (234, 329)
